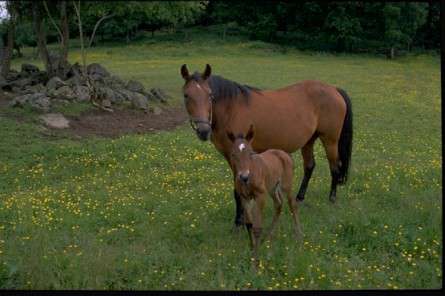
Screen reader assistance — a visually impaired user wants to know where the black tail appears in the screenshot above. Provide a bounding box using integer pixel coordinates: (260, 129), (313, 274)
(336, 87), (353, 185)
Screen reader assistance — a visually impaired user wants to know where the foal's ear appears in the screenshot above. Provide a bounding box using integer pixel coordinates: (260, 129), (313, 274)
(226, 131), (235, 143)
(202, 64), (212, 80)
(246, 124), (255, 142)
(181, 64), (190, 81)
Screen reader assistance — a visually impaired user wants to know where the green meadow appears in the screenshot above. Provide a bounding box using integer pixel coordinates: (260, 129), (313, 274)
(0, 28), (441, 289)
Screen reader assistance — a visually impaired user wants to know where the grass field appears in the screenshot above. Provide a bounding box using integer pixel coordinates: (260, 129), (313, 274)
(0, 27), (442, 290)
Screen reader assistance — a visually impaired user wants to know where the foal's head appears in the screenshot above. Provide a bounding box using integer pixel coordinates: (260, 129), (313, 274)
(180, 64), (213, 141)
(227, 125), (255, 184)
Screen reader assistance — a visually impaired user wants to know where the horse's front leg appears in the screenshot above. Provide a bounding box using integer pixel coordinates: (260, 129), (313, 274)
(222, 152), (245, 231)
(296, 136), (317, 201)
(233, 184), (245, 230)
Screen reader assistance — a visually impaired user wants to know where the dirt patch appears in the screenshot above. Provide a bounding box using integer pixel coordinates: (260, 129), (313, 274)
(0, 91), (13, 108)
(1, 92), (188, 138)
(67, 106), (188, 138)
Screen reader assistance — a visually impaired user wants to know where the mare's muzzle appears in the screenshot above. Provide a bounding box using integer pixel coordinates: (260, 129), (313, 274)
(190, 119), (211, 141)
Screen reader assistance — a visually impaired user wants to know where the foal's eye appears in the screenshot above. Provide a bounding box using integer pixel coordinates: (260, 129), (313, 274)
(183, 94), (189, 100)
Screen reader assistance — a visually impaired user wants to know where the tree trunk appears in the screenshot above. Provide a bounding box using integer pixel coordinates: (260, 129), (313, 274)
(0, 18), (14, 77)
(390, 46), (395, 59)
(33, 1), (52, 75)
(60, 0), (69, 61)
(14, 43), (22, 58)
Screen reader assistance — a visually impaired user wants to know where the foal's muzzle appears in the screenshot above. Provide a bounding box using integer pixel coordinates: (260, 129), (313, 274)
(239, 172), (250, 184)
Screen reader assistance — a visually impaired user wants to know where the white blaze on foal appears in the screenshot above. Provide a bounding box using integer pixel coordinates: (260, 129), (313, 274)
(239, 143), (246, 151)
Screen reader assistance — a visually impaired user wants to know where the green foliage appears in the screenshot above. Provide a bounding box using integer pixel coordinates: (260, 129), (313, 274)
(82, 1), (205, 42)
(324, 4), (363, 52)
(415, 1), (440, 50)
(14, 21), (36, 47)
(383, 3), (428, 50)
(246, 13), (277, 41)
(5, 1), (439, 56)
(383, 4), (405, 48)
(207, 1), (437, 55)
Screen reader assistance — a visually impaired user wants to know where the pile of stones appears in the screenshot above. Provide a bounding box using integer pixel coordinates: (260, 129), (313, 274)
(0, 61), (171, 112)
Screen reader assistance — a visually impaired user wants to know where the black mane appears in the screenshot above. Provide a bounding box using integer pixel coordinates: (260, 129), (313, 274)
(190, 72), (260, 103)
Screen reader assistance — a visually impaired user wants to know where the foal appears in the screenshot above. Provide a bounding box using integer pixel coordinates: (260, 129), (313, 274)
(227, 125), (303, 263)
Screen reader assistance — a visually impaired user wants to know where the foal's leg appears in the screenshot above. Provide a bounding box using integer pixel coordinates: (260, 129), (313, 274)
(262, 186), (283, 243)
(251, 195), (266, 267)
(320, 137), (341, 203)
(287, 190), (304, 240)
(296, 135), (317, 201)
(242, 198), (257, 251)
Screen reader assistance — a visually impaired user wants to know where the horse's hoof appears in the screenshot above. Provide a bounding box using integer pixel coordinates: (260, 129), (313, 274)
(231, 223), (244, 233)
(294, 234), (301, 242)
(251, 259), (260, 271)
(329, 196), (336, 203)
(296, 194), (305, 201)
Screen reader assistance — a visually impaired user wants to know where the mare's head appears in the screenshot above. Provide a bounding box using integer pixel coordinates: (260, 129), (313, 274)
(227, 125), (255, 184)
(180, 64), (213, 141)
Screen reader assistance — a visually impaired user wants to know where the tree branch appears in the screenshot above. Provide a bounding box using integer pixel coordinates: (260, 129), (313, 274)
(72, 0), (86, 69)
(88, 13), (115, 48)
(43, 0), (64, 46)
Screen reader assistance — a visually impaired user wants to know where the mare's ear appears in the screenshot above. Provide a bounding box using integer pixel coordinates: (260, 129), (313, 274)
(226, 131), (235, 143)
(202, 64), (211, 80)
(246, 124), (255, 143)
(181, 64), (190, 80)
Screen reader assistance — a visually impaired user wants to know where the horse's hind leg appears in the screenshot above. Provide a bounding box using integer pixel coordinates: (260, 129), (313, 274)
(296, 134), (318, 201)
(320, 136), (341, 203)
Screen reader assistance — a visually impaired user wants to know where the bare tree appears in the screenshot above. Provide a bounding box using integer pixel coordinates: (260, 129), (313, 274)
(43, 0), (69, 61)
(72, 0), (86, 70)
(73, 1), (116, 67)
(88, 12), (115, 48)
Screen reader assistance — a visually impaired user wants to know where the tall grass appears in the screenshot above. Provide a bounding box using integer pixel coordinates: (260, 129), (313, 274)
(0, 28), (441, 290)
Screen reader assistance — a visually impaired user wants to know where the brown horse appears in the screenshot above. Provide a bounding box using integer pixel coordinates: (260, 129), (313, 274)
(228, 125), (303, 264)
(180, 64), (353, 229)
